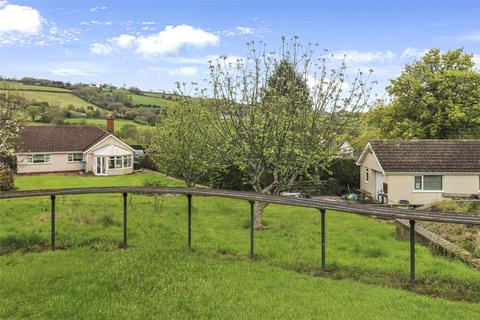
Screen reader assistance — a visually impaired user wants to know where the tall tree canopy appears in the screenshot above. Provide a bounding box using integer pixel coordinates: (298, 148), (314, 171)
(368, 48), (480, 139)
(196, 39), (373, 227)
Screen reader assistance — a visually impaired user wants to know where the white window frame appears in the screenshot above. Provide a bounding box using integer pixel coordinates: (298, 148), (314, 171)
(413, 175), (443, 192)
(123, 155), (132, 168)
(365, 168), (369, 183)
(26, 154), (51, 165)
(67, 153), (84, 162)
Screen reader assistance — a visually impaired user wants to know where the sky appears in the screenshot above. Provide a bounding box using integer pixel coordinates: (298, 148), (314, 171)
(0, 0), (479, 96)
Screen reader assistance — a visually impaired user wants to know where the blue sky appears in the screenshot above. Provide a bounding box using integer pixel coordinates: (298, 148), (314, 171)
(0, 0), (479, 95)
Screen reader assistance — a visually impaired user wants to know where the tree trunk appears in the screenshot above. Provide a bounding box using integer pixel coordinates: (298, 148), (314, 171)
(254, 201), (269, 229)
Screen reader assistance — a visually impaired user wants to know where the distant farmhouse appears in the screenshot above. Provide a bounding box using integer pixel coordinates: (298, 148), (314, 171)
(16, 119), (135, 176)
(356, 140), (480, 205)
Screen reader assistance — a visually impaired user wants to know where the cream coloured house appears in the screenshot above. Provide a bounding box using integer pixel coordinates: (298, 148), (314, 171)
(16, 119), (135, 176)
(356, 140), (480, 205)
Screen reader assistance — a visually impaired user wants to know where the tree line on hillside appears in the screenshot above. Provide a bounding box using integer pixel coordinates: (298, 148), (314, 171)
(2, 76), (177, 126)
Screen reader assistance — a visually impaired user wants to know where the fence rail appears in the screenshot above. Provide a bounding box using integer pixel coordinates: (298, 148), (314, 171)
(2, 186), (479, 289)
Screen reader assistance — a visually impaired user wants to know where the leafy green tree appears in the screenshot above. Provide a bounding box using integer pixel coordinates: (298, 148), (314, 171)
(0, 92), (23, 190)
(371, 48), (480, 139)
(26, 105), (40, 121)
(197, 38), (373, 227)
(148, 102), (221, 187)
(117, 124), (139, 143)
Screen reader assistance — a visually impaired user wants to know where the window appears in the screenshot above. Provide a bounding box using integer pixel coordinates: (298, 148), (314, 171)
(68, 153), (84, 162)
(365, 168), (369, 183)
(109, 157), (115, 169)
(414, 176), (422, 190)
(123, 155), (132, 168)
(414, 175), (443, 191)
(115, 156), (123, 168)
(26, 154), (50, 164)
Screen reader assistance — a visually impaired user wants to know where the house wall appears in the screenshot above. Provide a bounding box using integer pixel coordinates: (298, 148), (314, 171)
(16, 153), (82, 174)
(387, 174), (479, 205)
(85, 135), (134, 175)
(359, 151), (383, 198)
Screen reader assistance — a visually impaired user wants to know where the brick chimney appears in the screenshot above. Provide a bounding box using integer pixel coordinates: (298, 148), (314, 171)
(106, 117), (115, 134)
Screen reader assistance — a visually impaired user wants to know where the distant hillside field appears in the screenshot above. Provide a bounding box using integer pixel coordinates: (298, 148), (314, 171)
(0, 80), (71, 92)
(1, 90), (98, 109)
(64, 118), (152, 130)
(123, 91), (181, 108)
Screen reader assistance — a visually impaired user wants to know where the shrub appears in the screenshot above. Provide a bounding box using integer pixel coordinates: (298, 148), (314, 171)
(0, 164), (14, 191)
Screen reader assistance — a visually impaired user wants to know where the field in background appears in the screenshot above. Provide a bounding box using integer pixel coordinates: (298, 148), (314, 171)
(63, 118), (152, 130)
(0, 80), (71, 92)
(0, 173), (479, 318)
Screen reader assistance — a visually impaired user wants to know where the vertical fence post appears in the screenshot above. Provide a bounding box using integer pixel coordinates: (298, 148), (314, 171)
(249, 200), (254, 259)
(51, 194), (56, 250)
(123, 192), (128, 248)
(187, 194), (192, 249)
(409, 219), (416, 289)
(320, 208), (326, 272)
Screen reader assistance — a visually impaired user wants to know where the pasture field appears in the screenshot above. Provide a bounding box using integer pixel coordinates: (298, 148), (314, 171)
(63, 118), (152, 130)
(125, 92), (181, 108)
(0, 80), (71, 92)
(1, 90), (98, 109)
(0, 173), (479, 319)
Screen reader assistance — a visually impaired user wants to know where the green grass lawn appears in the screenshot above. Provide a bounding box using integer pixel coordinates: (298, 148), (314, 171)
(0, 80), (72, 92)
(1, 173), (479, 319)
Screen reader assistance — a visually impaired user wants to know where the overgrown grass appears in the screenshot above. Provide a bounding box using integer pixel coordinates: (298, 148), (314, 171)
(1, 174), (479, 318)
(434, 201), (480, 214)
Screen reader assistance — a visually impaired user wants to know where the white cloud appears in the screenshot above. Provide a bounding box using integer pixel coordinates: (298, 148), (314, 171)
(90, 6), (108, 12)
(135, 24), (219, 56)
(90, 34), (136, 54)
(0, 3), (42, 33)
(331, 50), (397, 63)
(90, 43), (113, 55)
(167, 66), (198, 76)
(441, 31), (480, 42)
(400, 47), (427, 59)
(46, 61), (107, 77)
(91, 24), (219, 57)
(142, 21), (155, 25)
(220, 26), (266, 37)
(111, 34), (136, 48)
(80, 20), (112, 26)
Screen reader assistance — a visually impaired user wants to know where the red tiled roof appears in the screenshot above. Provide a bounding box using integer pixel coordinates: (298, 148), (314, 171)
(369, 140), (480, 173)
(17, 126), (109, 153)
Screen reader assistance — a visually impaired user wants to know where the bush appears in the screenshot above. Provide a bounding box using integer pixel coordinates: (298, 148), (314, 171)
(0, 164), (14, 191)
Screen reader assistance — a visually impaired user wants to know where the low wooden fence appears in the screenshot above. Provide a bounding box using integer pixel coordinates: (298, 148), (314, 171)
(1, 186), (480, 288)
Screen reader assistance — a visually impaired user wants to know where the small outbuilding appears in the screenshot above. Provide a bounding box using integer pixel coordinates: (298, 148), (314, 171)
(356, 140), (480, 205)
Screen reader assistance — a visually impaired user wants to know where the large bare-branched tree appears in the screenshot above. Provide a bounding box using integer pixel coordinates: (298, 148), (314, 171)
(0, 91), (23, 190)
(197, 38), (374, 227)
